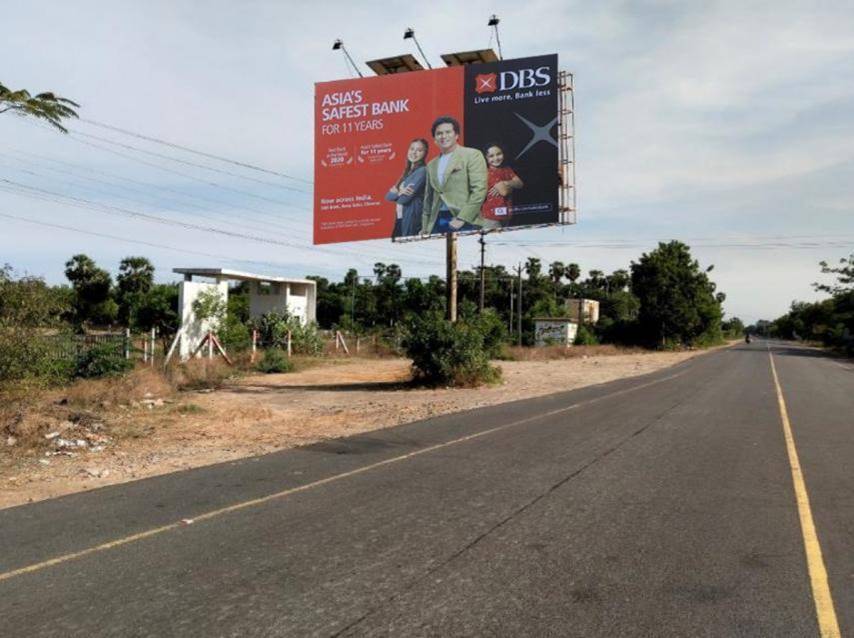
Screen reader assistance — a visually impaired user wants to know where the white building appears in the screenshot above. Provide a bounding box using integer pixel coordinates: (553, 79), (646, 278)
(565, 298), (600, 324)
(172, 268), (317, 360)
(534, 317), (579, 347)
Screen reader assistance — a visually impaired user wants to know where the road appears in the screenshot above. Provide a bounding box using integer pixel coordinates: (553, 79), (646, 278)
(0, 340), (851, 637)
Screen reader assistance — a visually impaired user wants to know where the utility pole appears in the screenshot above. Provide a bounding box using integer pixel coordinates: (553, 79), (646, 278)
(509, 285), (514, 336)
(517, 264), (523, 346)
(350, 275), (356, 324)
(446, 232), (458, 322)
(478, 232), (486, 313)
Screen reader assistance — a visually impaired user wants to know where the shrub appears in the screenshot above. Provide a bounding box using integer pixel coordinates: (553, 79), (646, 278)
(574, 324), (599, 346)
(254, 311), (324, 356)
(256, 349), (294, 374)
(74, 342), (134, 379)
(219, 317), (252, 352)
(403, 312), (501, 387)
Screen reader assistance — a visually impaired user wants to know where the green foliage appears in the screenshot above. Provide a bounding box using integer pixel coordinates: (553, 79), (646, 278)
(771, 263), (854, 354)
(64, 254), (116, 326)
(0, 82), (79, 133)
(192, 287), (227, 325)
(74, 342), (133, 379)
(722, 316), (745, 338)
(574, 324), (599, 346)
(0, 265), (75, 385)
(219, 317), (251, 352)
(403, 312), (501, 387)
(116, 256), (154, 326)
(256, 349), (294, 374)
(253, 311), (324, 355)
(630, 241), (723, 348)
(134, 284), (179, 334)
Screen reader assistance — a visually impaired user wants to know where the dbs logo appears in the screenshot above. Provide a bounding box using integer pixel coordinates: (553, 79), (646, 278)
(475, 67), (552, 93)
(475, 73), (497, 94)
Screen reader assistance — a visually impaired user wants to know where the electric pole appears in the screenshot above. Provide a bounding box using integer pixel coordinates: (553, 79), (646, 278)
(517, 264), (523, 346)
(478, 232), (486, 313)
(446, 232), (458, 322)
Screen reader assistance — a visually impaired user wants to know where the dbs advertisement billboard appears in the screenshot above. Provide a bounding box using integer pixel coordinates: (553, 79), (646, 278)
(314, 54), (559, 244)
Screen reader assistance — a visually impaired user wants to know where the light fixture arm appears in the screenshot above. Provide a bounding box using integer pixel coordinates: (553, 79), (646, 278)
(332, 39), (364, 78)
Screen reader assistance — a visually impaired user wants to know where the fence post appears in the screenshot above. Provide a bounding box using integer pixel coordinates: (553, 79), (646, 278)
(287, 330), (292, 357)
(124, 328), (131, 360)
(207, 331), (214, 360)
(251, 329), (258, 363)
(150, 328), (156, 367)
(356, 337), (361, 354)
(143, 338), (148, 363)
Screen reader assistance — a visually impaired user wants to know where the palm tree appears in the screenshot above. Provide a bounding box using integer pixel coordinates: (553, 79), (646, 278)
(0, 82), (79, 133)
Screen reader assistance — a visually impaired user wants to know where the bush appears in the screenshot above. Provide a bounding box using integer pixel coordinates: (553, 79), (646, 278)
(256, 349), (294, 373)
(403, 312), (501, 387)
(74, 342), (134, 379)
(254, 311), (324, 356)
(219, 317), (252, 353)
(574, 324), (599, 346)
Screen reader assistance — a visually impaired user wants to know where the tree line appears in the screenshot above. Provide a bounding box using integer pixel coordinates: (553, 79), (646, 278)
(3, 240), (732, 349)
(756, 255), (853, 354)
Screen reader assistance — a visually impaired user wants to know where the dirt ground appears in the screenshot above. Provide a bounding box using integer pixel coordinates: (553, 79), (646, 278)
(0, 350), (705, 509)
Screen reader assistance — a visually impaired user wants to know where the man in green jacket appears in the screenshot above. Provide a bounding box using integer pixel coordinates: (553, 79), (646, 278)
(422, 116), (493, 235)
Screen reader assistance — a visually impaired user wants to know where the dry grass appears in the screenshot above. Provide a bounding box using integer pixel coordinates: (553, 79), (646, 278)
(502, 344), (645, 361)
(166, 357), (237, 391)
(65, 367), (174, 408)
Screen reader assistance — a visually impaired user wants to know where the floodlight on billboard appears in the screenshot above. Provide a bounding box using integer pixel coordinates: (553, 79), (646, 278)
(313, 54), (574, 245)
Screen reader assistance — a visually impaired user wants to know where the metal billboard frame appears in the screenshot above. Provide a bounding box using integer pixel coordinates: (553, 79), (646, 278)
(391, 70), (576, 243)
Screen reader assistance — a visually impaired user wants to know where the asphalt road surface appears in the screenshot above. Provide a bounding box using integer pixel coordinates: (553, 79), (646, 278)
(1, 340), (852, 637)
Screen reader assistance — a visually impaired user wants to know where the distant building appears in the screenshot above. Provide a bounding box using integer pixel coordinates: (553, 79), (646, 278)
(565, 298), (600, 324)
(171, 268), (317, 360)
(534, 317), (579, 347)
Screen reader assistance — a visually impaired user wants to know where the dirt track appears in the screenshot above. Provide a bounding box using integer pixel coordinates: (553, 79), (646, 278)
(1, 350), (704, 509)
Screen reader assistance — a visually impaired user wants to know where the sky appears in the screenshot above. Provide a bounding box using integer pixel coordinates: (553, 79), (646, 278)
(2, 0), (853, 324)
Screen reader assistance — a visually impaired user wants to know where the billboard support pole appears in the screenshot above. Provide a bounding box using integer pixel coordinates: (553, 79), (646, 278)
(446, 232), (458, 322)
(517, 264), (523, 346)
(478, 232), (486, 313)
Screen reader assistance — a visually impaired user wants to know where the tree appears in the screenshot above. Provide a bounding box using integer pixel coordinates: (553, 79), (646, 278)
(116, 256), (154, 326)
(0, 82), (79, 133)
(815, 254), (854, 295)
(630, 241), (723, 347)
(64, 254), (116, 326)
(607, 269), (630, 292)
(135, 284), (179, 336)
(524, 257), (542, 280)
(548, 261), (566, 287)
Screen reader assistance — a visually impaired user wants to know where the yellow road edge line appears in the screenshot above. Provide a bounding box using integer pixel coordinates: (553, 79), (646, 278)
(0, 368), (689, 584)
(768, 350), (841, 638)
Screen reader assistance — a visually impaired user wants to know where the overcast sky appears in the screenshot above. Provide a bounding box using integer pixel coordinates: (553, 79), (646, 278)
(2, 0), (853, 324)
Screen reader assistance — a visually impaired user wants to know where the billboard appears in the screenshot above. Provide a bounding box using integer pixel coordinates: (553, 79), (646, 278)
(314, 54), (559, 245)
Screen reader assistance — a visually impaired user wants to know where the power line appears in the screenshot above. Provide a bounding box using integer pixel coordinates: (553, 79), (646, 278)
(0, 178), (444, 267)
(77, 118), (313, 185)
(70, 130), (312, 201)
(71, 129), (311, 195)
(13, 149), (326, 235)
(0, 211), (321, 275)
(2, 156), (311, 238)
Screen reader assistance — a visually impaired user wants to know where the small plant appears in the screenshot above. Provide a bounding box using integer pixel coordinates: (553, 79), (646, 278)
(256, 349), (294, 374)
(74, 343), (133, 379)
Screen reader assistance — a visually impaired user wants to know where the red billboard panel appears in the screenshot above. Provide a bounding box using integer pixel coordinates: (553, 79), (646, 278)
(314, 54), (558, 244)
